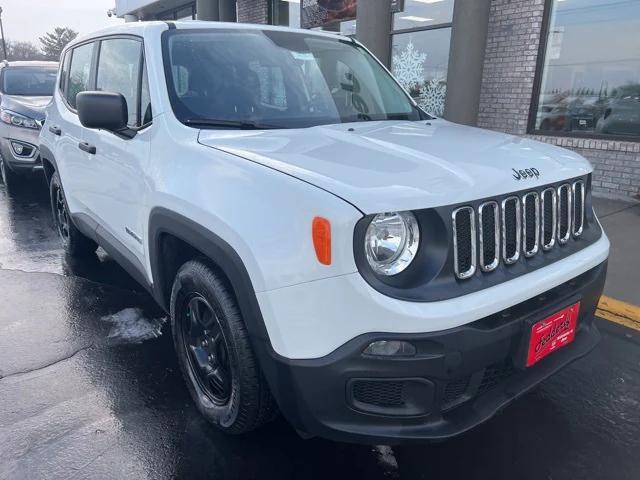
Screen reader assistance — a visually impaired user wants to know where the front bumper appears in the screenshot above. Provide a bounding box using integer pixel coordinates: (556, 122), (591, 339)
(0, 125), (42, 173)
(259, 261), (607, 444)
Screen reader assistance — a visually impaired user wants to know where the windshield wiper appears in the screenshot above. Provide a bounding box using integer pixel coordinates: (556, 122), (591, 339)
(183, 118), (280, 130)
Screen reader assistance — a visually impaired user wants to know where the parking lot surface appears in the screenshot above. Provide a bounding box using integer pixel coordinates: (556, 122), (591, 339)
(0, 179), (639, 480)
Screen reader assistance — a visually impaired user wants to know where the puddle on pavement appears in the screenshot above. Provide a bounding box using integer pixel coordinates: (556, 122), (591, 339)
(102, 307), (167, 344)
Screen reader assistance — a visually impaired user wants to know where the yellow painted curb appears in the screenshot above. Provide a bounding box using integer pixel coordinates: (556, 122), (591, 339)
(596, 296), (640, 332)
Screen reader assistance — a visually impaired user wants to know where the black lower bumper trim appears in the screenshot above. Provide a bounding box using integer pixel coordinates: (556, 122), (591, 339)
(257, 261), (607, 445)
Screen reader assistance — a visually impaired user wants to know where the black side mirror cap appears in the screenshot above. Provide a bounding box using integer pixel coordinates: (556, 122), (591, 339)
(77, 91), (128, 132)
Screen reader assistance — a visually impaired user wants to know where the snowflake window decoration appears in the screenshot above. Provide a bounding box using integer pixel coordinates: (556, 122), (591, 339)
(418, 79), (447, 117)
(392, 40), (447, 117)
(392, 41), (427, 92)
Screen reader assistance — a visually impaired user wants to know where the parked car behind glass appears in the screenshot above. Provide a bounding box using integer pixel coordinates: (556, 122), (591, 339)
(596, 88), (640, 137)
(0, 60), (58, 189)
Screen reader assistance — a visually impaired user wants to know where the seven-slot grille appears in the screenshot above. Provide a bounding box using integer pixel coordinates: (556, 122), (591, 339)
(452, 180), (585, 280)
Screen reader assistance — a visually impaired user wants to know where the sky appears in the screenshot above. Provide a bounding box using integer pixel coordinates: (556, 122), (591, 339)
(1, 0), (123, 43)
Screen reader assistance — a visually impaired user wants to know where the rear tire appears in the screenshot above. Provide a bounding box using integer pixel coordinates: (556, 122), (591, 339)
(49, 171), (97, 257)
(170, 259), (277, 434)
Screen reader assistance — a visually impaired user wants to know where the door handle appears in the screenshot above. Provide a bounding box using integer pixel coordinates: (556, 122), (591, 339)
(49, 125), (62, 136)
(78, 142), (96, 155)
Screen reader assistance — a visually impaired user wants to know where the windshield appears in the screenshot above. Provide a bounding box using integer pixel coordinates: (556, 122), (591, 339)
(2, 67), (57, 96)
(163, 29), (425, 129)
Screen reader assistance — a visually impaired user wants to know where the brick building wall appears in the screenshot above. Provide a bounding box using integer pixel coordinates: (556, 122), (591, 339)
(237, 0), (269, 24)
(477, 0), (545, 135)
(478, 0), (640, 199)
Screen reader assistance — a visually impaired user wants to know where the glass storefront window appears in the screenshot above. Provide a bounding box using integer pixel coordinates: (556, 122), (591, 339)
(391, 27), (451, 116)
(176, 5), (196, 21)
(532, 0), (640, 138)
(273, 0), (301, 28)
(158, 2), (196, 20)
(393, 0), (454, 31)
(340, 19), (356, 36)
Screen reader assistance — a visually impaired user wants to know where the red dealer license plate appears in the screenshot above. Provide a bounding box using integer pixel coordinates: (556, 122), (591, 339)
(526, 302), (580, 367)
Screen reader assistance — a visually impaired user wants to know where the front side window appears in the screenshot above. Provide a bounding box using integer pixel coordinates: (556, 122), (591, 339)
(97, 38), (143, 127)
(68, 42), (95, 109)
(163, 30), (423, 129)
(531, 0), (640, 139)
(1, 67), (57, 96)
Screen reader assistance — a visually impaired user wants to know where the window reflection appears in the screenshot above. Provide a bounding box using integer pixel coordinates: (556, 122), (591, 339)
(533, 0), (640, 138)
(176, 6), (196, 21)
(393, 0), (454, 30)
(274, 0), (301, 28)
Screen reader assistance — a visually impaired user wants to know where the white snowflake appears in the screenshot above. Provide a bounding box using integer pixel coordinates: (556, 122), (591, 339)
(418, 78), (447, 117)
(392, 41), (427, 91)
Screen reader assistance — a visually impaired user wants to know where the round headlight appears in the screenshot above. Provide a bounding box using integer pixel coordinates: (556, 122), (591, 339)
(364, 211), (420, 276)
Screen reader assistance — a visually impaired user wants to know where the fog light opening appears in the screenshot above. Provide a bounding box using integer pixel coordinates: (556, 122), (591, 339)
(11, 141), (34, 158)
(363, 340), (416, 357)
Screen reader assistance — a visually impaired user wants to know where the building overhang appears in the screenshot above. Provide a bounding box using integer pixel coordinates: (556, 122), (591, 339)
(115, 0), (189, 19)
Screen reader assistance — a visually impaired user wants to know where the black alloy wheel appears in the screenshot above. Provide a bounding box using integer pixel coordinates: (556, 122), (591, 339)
(170, 260), (277, 434)
(54, 183), (71, 243)
(48, 171), (97, 256)
(181, 294), (232, 405)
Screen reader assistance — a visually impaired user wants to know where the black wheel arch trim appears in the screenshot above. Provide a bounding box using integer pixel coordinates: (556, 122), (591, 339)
(148, 207), (272, 347)
(38, 144), (58, 185)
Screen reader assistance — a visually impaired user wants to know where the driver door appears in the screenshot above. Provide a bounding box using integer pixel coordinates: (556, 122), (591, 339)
(80, 37), (152, 269)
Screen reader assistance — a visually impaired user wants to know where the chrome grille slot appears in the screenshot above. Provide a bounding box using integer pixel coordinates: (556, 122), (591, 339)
(452, 206), (476, 279)
(541, 188), (557, 251)
(573, 180), (585, 236)
(522, 192), (540, 257)
(557, 184), (572, 244)
(478, 201), (500, 272)
(450, 178), (587, 279)
(501, 197), (521, 264)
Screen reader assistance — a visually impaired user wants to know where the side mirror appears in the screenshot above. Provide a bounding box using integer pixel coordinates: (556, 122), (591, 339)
(77, 91), (128, 132)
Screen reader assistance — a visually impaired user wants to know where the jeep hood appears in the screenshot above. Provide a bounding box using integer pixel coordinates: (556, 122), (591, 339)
(198, 119), (592, 214)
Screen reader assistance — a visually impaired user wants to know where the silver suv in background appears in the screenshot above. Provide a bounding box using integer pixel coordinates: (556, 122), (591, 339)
(0, 60), (58, 189)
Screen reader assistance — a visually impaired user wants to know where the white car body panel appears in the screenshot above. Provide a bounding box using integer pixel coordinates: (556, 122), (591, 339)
(142, 115), (363, 292)
(198, 120), (592, 214)
(258, 234), (610, 358)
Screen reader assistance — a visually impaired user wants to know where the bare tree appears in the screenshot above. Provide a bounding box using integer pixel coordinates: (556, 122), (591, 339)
(6, 40), (46, 61)
(39, 27), (78, 61)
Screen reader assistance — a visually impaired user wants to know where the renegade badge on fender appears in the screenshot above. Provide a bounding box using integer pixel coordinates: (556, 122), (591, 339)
(39, 22), (609, 444)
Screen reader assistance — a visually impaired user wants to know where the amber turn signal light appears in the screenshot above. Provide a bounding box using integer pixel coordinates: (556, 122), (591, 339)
(312, 217), (332, 265)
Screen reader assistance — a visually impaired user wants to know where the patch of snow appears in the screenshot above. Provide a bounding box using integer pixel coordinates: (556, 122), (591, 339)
(373, 445), (399, 471)
(101, 308), (167, 344)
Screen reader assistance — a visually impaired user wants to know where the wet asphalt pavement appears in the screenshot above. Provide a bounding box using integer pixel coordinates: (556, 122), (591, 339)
(0, 177), (639, 480)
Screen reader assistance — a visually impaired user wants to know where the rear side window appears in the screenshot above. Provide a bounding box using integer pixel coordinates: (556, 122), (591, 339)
(67, 42), (95, 109)
(96, 38), (143, 127)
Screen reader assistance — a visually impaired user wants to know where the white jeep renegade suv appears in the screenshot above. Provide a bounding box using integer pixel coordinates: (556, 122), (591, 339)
(39, 22), (610, 444)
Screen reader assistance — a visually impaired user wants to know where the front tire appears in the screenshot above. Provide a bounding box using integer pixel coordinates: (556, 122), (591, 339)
(49, 171), (97, 256)
(170, 260), (277, 434)
(0, 155), (20, 191)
